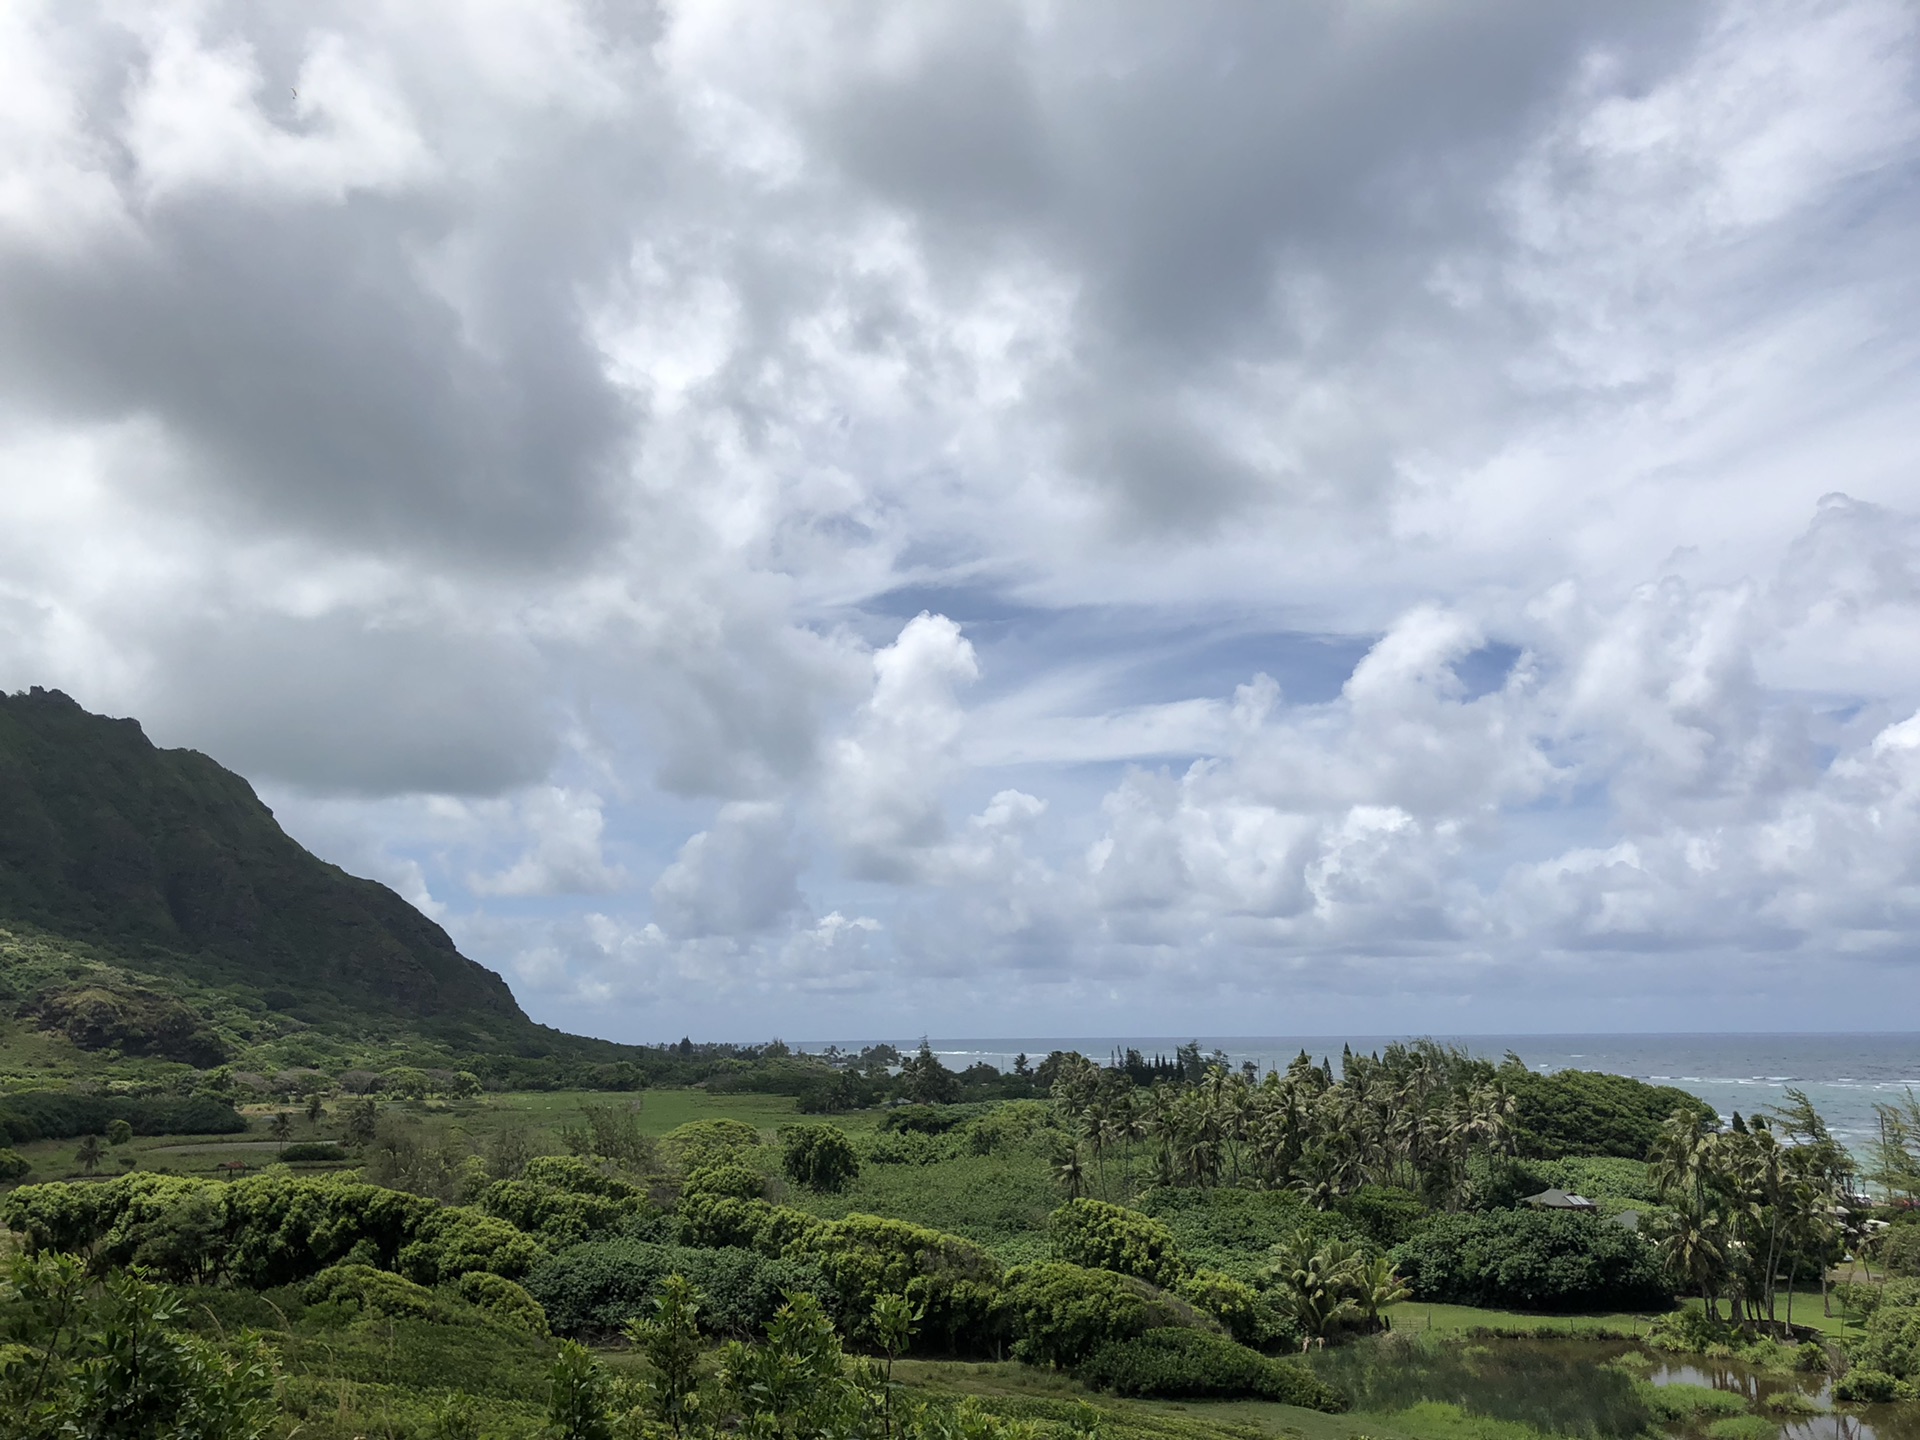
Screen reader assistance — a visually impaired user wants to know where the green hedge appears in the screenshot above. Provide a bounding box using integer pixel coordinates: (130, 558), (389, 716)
(0, 1091), (245, 1143)
(1077, 1327), (1345, 1409)
(999, 1261), (1196, 1369)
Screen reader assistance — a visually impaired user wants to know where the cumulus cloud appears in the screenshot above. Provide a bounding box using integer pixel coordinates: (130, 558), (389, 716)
(1, 0), (1918, 1035)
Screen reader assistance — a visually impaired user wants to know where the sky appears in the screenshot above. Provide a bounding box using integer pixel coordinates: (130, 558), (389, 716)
(3, 1), (1920, 1043)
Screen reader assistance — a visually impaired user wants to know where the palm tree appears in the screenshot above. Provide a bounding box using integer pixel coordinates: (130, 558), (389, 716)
(1054, 1145), (1088, 1201)
(269, 1111), (294, 1153)
(1355, 1254), (1411, 1332)
(74, 1134), (104, 1175)
(1266, 1235), (1365, 1349)
(306, 1092), (327, 1127)
(1650, 1194), (1727, 1320)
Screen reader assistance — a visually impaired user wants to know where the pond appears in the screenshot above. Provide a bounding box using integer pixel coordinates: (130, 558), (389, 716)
(1302, 1334), (1920, 1440)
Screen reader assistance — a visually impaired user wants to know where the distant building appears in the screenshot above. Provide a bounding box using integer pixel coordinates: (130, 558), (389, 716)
(1521, 1187), (1599, 1213)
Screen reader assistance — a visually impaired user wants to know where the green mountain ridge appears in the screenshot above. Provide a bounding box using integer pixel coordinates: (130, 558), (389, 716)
(0, 687), (636, 1071)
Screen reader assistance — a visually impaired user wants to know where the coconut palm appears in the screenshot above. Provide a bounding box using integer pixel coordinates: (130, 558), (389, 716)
(1266, 1235), (1366, 1348)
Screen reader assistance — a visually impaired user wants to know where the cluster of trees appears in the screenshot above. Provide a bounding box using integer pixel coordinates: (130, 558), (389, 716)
(1046, 1043), (1544, 1208)
(1646, 1091), (1857, 1328)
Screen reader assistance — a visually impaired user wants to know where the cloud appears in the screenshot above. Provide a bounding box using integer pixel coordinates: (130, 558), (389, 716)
(1, 1), (1918, 1035)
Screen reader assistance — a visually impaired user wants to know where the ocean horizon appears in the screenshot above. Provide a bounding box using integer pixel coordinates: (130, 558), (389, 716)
(796, 1032), (1920, 1148)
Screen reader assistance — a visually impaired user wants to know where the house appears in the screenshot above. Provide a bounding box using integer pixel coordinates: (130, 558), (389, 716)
(1521, 1187), (1598, 1213)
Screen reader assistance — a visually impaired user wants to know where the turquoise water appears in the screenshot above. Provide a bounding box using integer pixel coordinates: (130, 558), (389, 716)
(809, 1033), (1920, 1148)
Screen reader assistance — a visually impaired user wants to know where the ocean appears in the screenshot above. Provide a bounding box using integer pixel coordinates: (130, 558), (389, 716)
(803, 1033), (1920, 1150)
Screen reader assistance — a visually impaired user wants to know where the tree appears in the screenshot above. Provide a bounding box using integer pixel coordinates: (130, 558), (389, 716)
(1264, 1236), (1365, 1347)
(345, 1098), (379, 1148)
(900, 1041), (959, 1105)
(74, 1135), (104, 1176)
(782, 1124), (861, 1193)
(625, 1274), (704, 1437)
(872, 1292), (924, 1439)
(545, 1341), (613, 1440)
(106, 1120), (133, 1148)
(268, 1113), (293, 1151)
(305, 1093), (326, 1128)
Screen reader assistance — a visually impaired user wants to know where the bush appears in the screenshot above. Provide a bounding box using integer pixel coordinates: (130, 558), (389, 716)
(1336, 1187), (1429, 1249)
(1636, 1383), (1750, 1423)
(1077, 1327), (1345, 1408)
(395, 1205), (549, 1285)
(1050, 1198), (1184, 1288)
(863, 1130), (958, 1166)
(999, 1261), (1196, 1369)
(277, 1142), (347, 1163)
(880, 1105), (967, 1134)
(523, 1239), (830, 1338)
(1706, 1418), (1780, 1440)
(791, 1212), (1004, 1352)
(456, 1270), (550, 1334)
(304, 1263), (435, 1318)
(681, 1163), (767, 1201)
(0, 1148), (28, 1183)
(1835, 1369), (1916, 1403)
(1849, 1301), (1920, 1382)
(1134, 1186), (1354, 1281)
(781, 1124), (860, 1192)
(0, 1091), (245, 1144)
(482, 1178), (645, 1248)
(1391, 1210), (1671, 1311)
(664, 1119), (761, 1170)
(1504, 1068), (1717, 1161)
(521, 1156), (646, 1199)
(1176, 1268), (1294, 1350)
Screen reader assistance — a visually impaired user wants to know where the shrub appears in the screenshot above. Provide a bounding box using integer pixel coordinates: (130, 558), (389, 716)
(1336, 1187), (1429, 1249)
(676, 1194), (823, 1254)
(521, 1155), (646, 1199)
(1391, 1209), (1671, 1311)
(1050, 1198), (1184, 1287)
(681, 1163), (767, 1201)
(1849, 1301), (1920, 1382)
(395, 1205), (548, 1285)
(880, 1105), (966, 1134)
(999, 1261), (1194, 1369)
(0, 1148), (28, 1183)
(664, 1119), (761, 1170)
(792, 1212), (1004, 1352)
(863, 1130), (958, 1166)
(523, 1239), (831, 1338)
(1176, 1268), (1294, 1349)
(277, 1142), (347, 1163)
(456, 1271), (550, 1334)
(482, 1178), (644, 1248)
(781, 1124), (860, 1193)
(1134, 1186), (1354, 1281)
(1504, 1067), (1717, 1161)
(1636, 1383), (1750, 1423)
(304, 1263), (435, 1319)
(1706, 1418), (1780, 1440)
(1835, 1369), (1916, 1403)
(1077, 1327), (1345, 1408)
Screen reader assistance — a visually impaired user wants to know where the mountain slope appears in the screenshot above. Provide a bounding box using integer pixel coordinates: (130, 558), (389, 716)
(0, 687), (523, 1034)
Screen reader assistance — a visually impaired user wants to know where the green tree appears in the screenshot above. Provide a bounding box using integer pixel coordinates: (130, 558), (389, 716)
(782, 1125), (861, 1194)
(719, 1291), (859, 1439)
(871, 1292), (923, 1439)
(625, 1273), (705, 1437)
(105, 1120), (133, 1148)
(545, 1341), (613, 1440)
(900, 1041), (959, 1106)
(74, 1135), (104, 1176)
(1264, 1236), (1364, 1347)
(267, 1113), (293, 1151)
(304, 1093), (326, 1128)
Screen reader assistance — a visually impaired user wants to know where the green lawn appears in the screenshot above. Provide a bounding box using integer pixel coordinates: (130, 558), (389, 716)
(1380, 1303), (1661, 1337)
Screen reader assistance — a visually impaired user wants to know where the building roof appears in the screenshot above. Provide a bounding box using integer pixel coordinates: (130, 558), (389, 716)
(1521, 1187), (1599, 1211)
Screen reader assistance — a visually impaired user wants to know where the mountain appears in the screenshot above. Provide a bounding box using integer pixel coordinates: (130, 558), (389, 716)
(0, 687), (530, 1049)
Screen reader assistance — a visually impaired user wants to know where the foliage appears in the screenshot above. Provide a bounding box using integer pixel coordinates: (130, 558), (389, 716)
(0, 1251), (276, 1440)
(624, 1273), (705, 1435)
(782, 1124), (862, 1193)
(0, 1091), (244, 1145)
(1134, 1187), (1352, 1283)
(546, 1340), (615, 1440)
(455, 1270), (550, 1334)
(1834, 1369), (1917, 1403)
(0, 1149), (28, 1183)
(1049, 1199), (1184, 1288)
(302, 1262), (436, 1318)
(1502, 1065), (1717, 1162)
(1848, 1296), (1920, 1382)
(998, 1261), (1194, 1369)
(899, 1043), (961, 1105)
(683, 1162), (769, 1202)
(790, 1211), (1005, 1352)
(275, 1141), (346, 1162)
(665, 1118), (763, 1171)
(1391, 1210), (1671, 1312)
(1173, 1268), (1292, 1349)
(1336, 1186), (1429, 1248)
(522, 1238), (831, 1338)
(482, 1176), (647, 1248)
(559, 1102), (657, 1172)
(1075, 1327), (1345, 1407)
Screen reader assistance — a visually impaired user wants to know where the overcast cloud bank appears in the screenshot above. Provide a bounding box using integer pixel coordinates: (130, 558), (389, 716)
(2, 0), (1918, 1037)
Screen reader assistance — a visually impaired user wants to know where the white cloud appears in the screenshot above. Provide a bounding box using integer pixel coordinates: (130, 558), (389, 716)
(1, 0), (1919, 1035)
